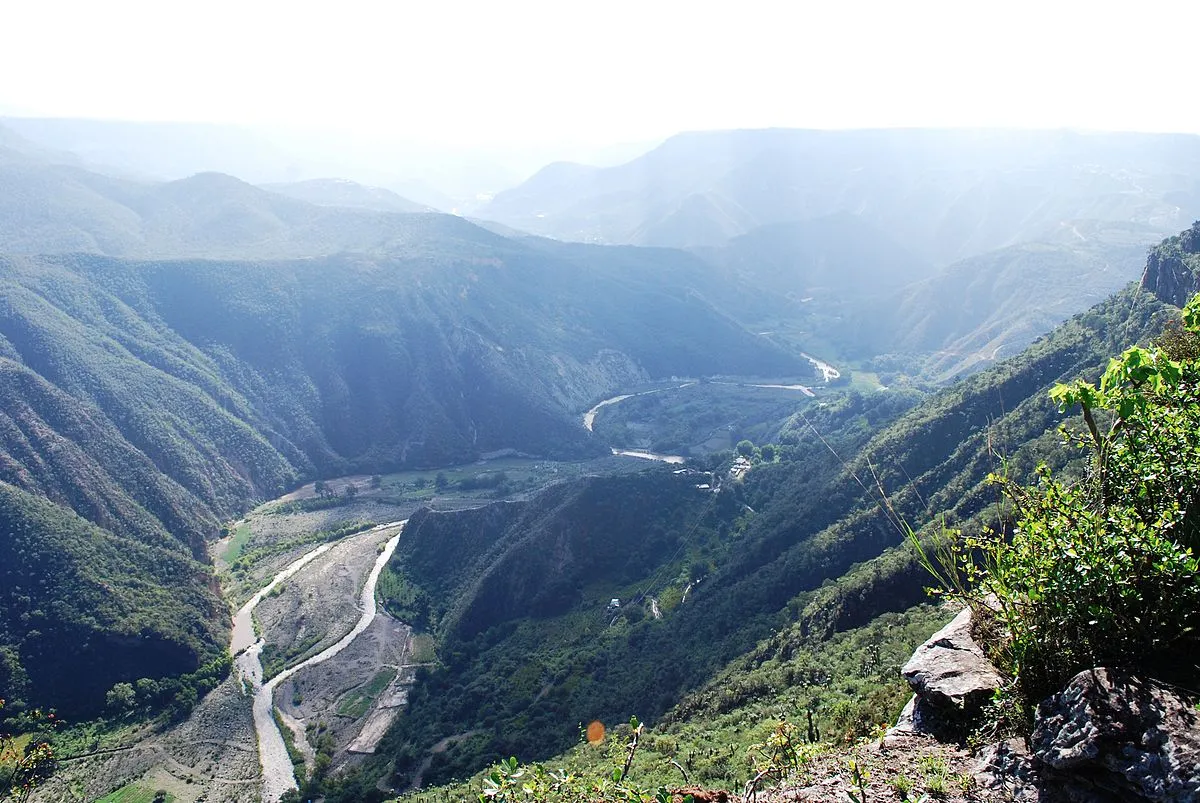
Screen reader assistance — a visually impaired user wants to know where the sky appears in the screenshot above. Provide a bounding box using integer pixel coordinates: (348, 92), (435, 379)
(3, 0), (1199, 151)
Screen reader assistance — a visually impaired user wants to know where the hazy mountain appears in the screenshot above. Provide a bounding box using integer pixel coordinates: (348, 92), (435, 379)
(869, 222), (1161, 377)
(694, 214), (934, 301)
(481, 128), (1200, 263)
(259, 178), (431, 214)
(686, 214), (1159, 381)
(0, 121), (82, 167)
(1, 117), (297, 183)
(0, 149), (465, 258)
(0, 117), (655, 213)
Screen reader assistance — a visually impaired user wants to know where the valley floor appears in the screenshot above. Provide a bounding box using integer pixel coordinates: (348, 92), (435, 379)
(32, 451), (686, 803)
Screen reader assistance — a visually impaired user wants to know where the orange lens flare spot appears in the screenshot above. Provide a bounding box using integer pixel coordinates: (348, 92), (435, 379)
(586, 720), (606, 744)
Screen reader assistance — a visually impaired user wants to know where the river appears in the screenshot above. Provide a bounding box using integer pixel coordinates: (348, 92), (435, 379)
(582, 382), (697, 432)
(610, 448), (685, 464)
(233, 520), (406, 803)
(800, 352), (841, 382)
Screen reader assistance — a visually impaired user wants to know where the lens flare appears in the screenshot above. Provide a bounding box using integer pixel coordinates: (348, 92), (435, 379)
(586, 720), (606, 744)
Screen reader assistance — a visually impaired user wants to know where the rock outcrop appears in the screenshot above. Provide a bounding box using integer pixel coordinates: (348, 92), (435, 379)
(893, 610), (1200, 802)
(1032, 667), (1200, 802)
(892, 606), (1002, 740)
(1141, 221), (1200, 308)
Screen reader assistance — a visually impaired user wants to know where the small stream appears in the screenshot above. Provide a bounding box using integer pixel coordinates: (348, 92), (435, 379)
(233, 520), (406, 803)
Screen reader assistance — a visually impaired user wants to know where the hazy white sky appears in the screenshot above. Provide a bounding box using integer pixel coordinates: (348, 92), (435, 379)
(3, 0), (1198, 148)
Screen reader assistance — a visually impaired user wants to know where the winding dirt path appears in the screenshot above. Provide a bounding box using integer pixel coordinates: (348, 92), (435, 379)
(233, 520), (406, 803)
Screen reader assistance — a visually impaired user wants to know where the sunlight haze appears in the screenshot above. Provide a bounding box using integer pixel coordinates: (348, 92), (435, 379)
(3, 0), (1198, 149)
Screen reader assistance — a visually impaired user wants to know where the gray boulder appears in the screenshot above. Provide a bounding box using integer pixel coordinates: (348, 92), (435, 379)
(883, 693), (936, 745)
(1032, 667), (1200, 802)
(902, 606), (1003, 712)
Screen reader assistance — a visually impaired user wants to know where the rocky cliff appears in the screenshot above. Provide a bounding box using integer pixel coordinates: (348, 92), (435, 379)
(1142, 220), (1200, 307)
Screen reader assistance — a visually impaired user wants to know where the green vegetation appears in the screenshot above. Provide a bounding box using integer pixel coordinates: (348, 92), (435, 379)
(399, 605), (945, 802)
(337, 669), (398, 718)
(219, 521), (253, 564)
(262, 634), (323, 681)
(410, 634), (437, 664)
(0, 225), (801, 716)
(229, 518), (372, 578)
(0, 700), (56, 802)
(927, 292), (1200, 708)
(0, 484), (229, 717)
(274, 708), (305, 781)
(95, 783), (174, 803)
(6, 123), (1200, 803)
(591, 383), (818, 456)
(379, 273), (1175, 794)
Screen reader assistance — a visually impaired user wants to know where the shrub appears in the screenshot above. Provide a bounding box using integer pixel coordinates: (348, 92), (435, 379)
(928, 296), (1200, 704)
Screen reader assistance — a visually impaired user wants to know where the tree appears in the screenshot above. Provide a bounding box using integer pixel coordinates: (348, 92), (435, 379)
(371, 474), (383, 489)
(134, 677), (159, 704)
(105, 682), (136, 714)
(314, 479), (329, 497)
(434, 472), (449, 492)
(760, 443), (777, 462)
(736, 439), (756, 458)
(343, 483), (358, 500)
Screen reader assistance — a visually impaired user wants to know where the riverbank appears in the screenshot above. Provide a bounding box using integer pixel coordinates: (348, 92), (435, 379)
(234, 522), (405, 802)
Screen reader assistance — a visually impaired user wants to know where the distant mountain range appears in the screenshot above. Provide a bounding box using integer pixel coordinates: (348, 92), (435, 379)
(0, 139), (445, 259)
(0, 117), (659, 211)
(480, 128), (1200, 264)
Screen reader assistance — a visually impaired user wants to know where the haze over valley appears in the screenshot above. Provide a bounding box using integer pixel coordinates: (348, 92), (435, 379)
(4, 3), (1200, 802)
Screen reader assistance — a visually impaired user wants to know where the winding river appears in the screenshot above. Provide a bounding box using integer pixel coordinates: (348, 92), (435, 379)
(232, 520), (406, 803)
(582, 382), (697, 432)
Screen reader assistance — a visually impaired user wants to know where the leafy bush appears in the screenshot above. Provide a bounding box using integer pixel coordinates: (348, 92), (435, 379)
(933, 296), (1200, 703)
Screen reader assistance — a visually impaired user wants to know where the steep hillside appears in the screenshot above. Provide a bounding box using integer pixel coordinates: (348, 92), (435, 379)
(0, 231), (803, 716)
(862, 223), (1159, 377)
(0, 237), (802, 501)
(377, 275), (1176, 790)
(692, 214), (935, 301)
(1141, 219), (1200, 306)
(481, 128), (1200, 263)
(0, 483), (225, 715)
(687, 215), (1161, 382)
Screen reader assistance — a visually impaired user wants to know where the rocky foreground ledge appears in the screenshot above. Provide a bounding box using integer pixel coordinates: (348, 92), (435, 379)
(886, 607), (1200, 803)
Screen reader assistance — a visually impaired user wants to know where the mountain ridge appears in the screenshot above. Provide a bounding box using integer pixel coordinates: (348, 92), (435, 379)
(481, 128), (1200, 263)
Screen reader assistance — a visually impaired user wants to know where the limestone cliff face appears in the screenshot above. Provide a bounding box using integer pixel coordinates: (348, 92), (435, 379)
(1141, 221), (1200, 307)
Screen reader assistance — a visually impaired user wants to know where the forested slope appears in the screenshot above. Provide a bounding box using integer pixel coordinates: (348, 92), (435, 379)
(0, 227), (800, 717)
(378, 267), (1178, 789)
(0, 484), (226, 715)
